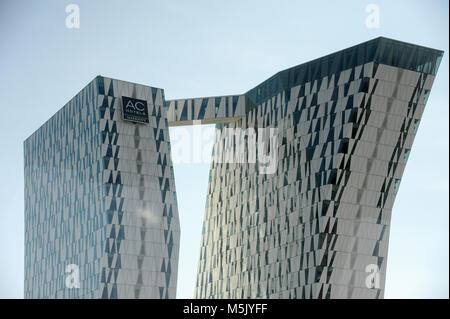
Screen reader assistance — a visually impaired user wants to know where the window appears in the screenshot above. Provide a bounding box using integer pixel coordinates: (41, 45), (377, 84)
(394, 179), (401, 195)
(361, 77), (370, 93)
(403, 149), (411, 164)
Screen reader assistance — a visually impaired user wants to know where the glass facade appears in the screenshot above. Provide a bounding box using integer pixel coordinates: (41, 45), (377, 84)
(24, 77), (180, 298)
(194, 37), (443, 299)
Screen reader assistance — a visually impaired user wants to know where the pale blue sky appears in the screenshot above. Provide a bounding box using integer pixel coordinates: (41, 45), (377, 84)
(0, 0), (448, 299)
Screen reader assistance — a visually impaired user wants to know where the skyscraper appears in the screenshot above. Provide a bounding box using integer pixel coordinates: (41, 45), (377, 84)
(24, 37), (443, 299)
(194, 37), (443, 299)
(24, 78), (180, 298)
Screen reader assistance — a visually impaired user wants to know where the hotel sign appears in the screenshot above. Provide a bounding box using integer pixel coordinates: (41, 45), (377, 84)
(121, 96), (149, 124)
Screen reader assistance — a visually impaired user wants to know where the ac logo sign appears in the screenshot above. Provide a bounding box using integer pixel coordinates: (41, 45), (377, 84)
(121, 96), (149, 124)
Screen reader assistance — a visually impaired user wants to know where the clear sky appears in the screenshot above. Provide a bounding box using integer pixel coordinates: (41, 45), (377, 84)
(0, 0), (448, 299)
